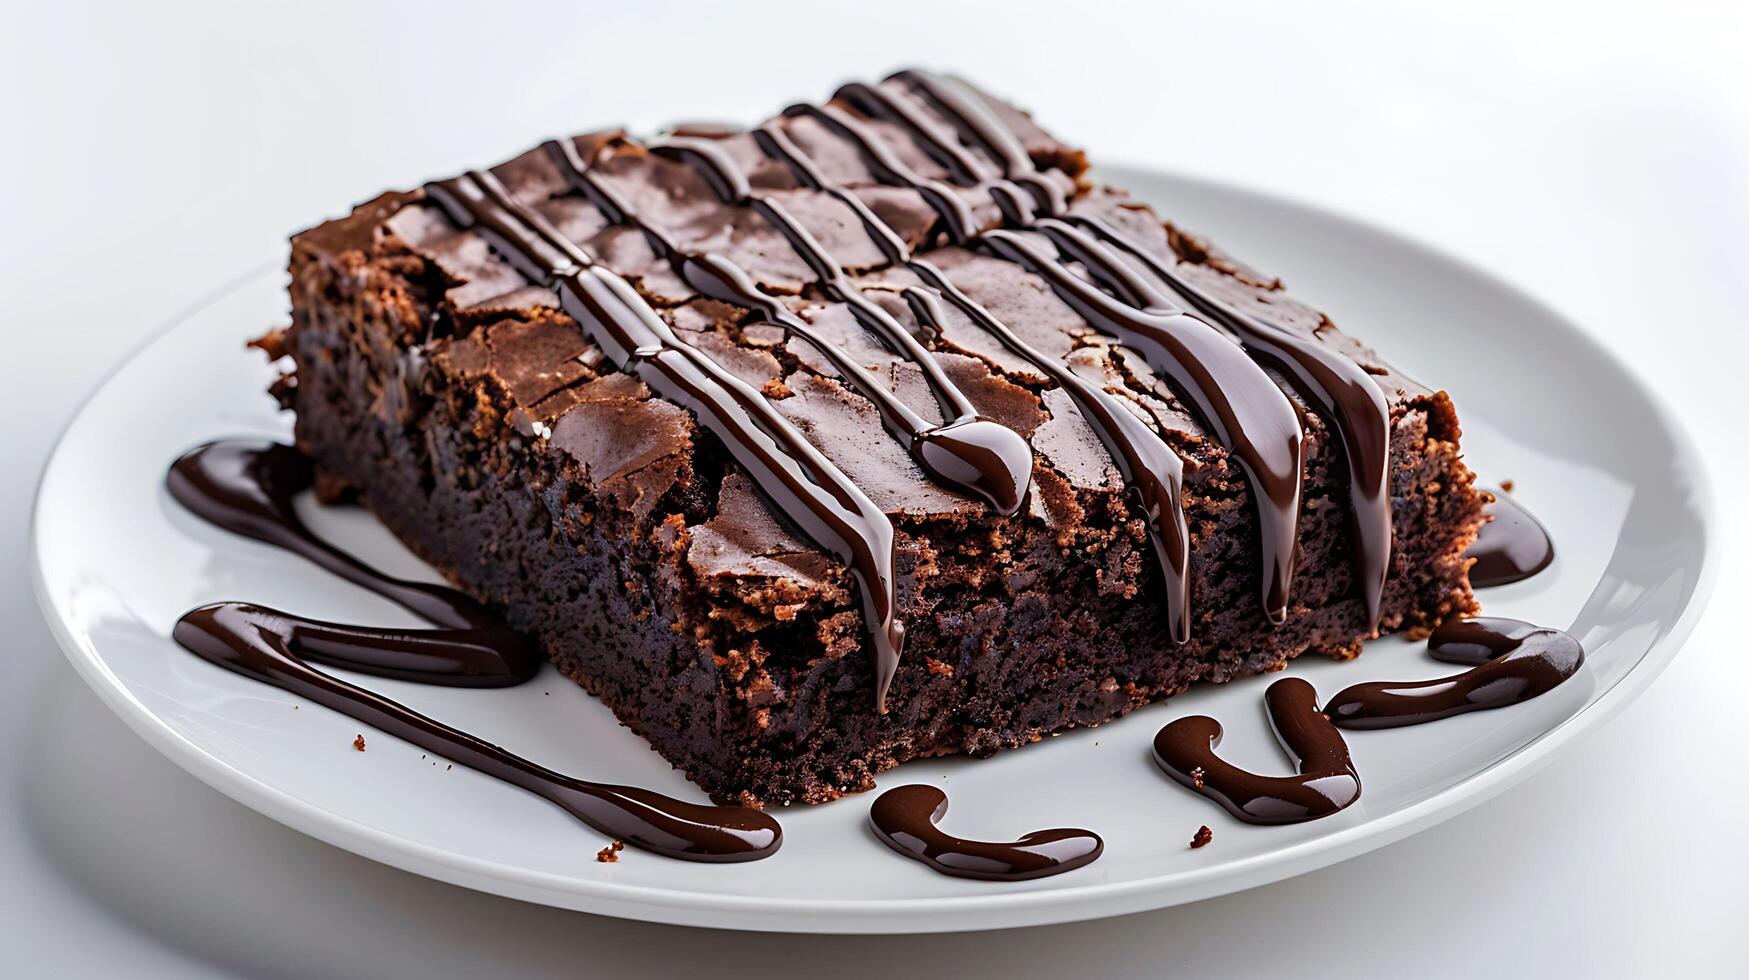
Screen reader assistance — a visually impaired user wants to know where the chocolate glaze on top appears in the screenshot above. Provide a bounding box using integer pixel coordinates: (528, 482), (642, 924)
(753, 116), (1198, 639)
(174, 603), (781, 861)
(884, 69), (1394, 626)
(868, 784), (1102, 880)
(786, 83), (1308, 625)
(1324, 617), (1583, 729)
(646, 135), (1033, 516)
(1466, 491), (1556, 587)
(537, 137), (1031, 519)
(422, 169), (907, 709)
(1152, 677), (1361, 824)
(167, 440), (500, 630)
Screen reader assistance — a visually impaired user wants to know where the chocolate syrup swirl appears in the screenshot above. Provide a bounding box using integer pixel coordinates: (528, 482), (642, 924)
(167, 440), (501, 630)
(423, 168), (907, 708)
(1324, 617), (1583, 729)
(1466, 491), (1556, 587)
(646, 136), (1033, 515)
(1153, 677), (1361, 824)
(174, 602), (781, 861)
(868, 784), (1102, 881)
(755, 118), (1193, 640)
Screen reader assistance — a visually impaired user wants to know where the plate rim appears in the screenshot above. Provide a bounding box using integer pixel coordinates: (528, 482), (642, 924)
(30, 166), (1720, 933)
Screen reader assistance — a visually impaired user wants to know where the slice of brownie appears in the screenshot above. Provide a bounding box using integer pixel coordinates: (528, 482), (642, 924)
(272, 72), (1482, 806)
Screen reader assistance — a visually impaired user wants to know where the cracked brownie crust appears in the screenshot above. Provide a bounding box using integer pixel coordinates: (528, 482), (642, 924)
(272, 74), (1482, 806)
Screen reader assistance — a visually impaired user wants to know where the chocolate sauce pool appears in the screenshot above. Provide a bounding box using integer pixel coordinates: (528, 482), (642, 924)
(1466, 491), (1556, 587)
(167, 439), (781, 862)
(1325, 617), (1584, 729)
(868, 784), (1102, 880)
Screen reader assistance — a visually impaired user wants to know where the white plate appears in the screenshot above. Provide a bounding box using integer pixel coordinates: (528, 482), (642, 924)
(30, 166), (1715, 933)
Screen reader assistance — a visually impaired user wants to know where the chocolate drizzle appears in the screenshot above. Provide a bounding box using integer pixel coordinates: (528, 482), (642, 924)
(1152, 677), (1360, 824)
(980, 225), (1306, 621)
(175, 603), (538, 687)
(536, 137), (1031, 517)
(646, 135), (1033, 515)
(174, 602), (781, 861)
(784, 84), (1309, 623)
(868, 784), (1102, 880)
(881, 69), (1394, 625)
(754, 116), (1192, 641)
(1324, 617), (1583, 729)
(167, 440), (500, 630)
(1466, 491), (1556, 587)
(422, 168), (908, 707)
(1063, 214), (1392, 625)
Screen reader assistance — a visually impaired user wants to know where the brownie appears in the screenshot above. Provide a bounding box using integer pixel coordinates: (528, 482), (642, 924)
(269, 72), (1483, 806)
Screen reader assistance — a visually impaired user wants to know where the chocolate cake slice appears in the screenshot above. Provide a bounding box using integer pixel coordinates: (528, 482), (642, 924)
(271, 71), (1483, 806)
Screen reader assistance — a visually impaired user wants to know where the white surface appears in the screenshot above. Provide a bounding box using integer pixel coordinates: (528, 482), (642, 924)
(33, 168), (1713, 931)
(3, 0), (1746, 973)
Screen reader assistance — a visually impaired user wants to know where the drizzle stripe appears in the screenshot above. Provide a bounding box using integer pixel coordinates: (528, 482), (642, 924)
(755, 122), (1193, 641)
(544, 139), (1031, 517)
(424, 171), (907, 708)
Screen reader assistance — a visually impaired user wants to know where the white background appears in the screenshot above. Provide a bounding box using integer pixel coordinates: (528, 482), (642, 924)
(3, 1), (1745, 976)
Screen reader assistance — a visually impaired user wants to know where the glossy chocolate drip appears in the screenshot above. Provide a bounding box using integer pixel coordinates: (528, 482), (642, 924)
(1466, 491), (1555, 587)
(981, 226), (1305, 622)
(868, 784), (1102, 881)
(1153, 677), (1360, 824)
(886, 70), (1067, 216)
(787, 85), (1315, 622)
(782, 102), (977, 243)
(174, 603), (781, 861)
(647, 136), (1033, 515)
(754, 123), (1193, 641)
(1064, 214), (1393, 626)
(866, 72), (1395, 625)
(1324, 617), (1583, 729)
(167, 440), (499, 630)
(423, 170), (907, 708)
(541, 138), (1027, 518)
(181, 602), (537, 686)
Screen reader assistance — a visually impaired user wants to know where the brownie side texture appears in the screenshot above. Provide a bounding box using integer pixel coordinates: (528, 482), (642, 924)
(274, 78), (1482, 806)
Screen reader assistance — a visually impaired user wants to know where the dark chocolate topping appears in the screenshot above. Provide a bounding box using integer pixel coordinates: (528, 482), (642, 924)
(881, 69), (1392, 625)
(167, 440), (500, 630)
(1065, 214), (1392, 625)
(646, 135), (1033, 516)
(1466, 491), (1556, 587)
(1153, 677), (1360, 824)
(1324, 617), (1583, 729)
(868, 784), (1102, 881)
(756, 115), (1195, 640)
(423, 168), (908, 708)
(981, 225), (1305, 622)
(174, 603), (781, 861)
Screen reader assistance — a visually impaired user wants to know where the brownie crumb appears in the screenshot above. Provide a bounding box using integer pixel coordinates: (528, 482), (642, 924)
(1190, 766), (1205, 790)
(596, 840), (625, 863)
(1499, 479), (1516, 493)
(352, 734), (366, 752)
(1190, 825), (1213, 849)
